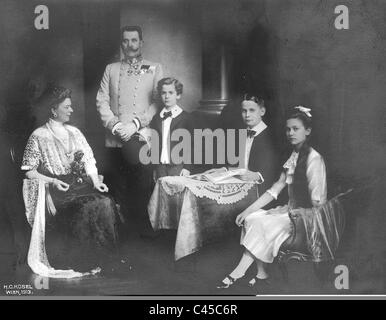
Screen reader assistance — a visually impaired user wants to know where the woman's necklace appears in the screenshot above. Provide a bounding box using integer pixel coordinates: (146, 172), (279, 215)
(46, 120), (75, 160)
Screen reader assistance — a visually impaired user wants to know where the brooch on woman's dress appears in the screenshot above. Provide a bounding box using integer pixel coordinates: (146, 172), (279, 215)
(70, 150), (86, 183)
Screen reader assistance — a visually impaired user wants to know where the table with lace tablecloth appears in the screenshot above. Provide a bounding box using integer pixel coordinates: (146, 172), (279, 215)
(147, 176), (259, 260)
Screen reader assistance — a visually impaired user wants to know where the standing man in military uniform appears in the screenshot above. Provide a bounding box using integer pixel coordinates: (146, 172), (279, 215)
(96, 26), (163, 235)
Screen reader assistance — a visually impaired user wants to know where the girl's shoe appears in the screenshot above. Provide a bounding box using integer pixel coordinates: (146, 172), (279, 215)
(216, 275), (243, 289)
(248, 276), (270, 288)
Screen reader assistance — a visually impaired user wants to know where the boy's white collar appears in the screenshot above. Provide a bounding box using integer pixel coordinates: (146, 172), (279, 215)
(247, 121), (267, 136)
(160, 105), (183, 118)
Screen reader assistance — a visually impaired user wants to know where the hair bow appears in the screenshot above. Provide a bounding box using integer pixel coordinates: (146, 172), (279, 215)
(294, 106), (312, 117)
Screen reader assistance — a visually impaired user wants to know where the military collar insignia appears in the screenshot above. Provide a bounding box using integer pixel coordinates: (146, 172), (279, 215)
(124, 55), (143, 66)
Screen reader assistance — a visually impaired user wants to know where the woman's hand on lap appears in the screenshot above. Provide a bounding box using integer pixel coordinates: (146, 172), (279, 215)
(94, 182), (109, 193)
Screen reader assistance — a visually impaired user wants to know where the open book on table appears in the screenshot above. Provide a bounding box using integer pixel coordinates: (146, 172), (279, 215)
(189, 167), (259, 184)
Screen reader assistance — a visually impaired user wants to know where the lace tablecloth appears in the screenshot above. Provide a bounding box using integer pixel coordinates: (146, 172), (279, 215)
(148, 176), (259, 260)
(159, 176), (256, 204)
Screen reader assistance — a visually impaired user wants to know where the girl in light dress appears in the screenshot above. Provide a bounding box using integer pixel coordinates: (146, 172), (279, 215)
(217, 106), (327, 289)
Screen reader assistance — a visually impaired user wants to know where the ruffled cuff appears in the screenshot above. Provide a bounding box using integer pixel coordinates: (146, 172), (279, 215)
(111, 122), (123, 135)
(132, 118), (141, 130)
(107, 117), (121, 132)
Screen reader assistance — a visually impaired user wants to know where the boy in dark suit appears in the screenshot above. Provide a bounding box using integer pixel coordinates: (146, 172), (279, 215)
(235, 94), (279, 195)
(150, 77), (193, 180)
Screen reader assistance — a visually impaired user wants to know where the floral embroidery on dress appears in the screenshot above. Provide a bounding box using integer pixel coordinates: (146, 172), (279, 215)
(21, 135), (41, 171)
(21, 125), (97, 177)
(23, 179), (39, 225)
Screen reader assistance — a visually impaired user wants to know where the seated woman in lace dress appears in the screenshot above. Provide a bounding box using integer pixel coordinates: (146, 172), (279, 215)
(22, 86), (120, 278)
(217, 106), (327, 289)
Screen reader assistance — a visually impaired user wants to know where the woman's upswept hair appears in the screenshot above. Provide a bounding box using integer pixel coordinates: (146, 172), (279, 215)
(285, 105), (312, 129)
(38, 85), (72, 119)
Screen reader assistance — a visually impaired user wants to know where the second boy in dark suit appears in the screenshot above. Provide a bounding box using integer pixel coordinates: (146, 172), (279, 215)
(150, 77), (194, 180)
(235, 94), (279, 195)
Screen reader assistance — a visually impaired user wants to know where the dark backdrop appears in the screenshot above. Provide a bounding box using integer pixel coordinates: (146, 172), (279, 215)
(0, 0), (385, 276)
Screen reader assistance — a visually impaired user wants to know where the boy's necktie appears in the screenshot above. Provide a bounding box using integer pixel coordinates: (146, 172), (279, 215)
(161, 111), (173, 120)
(247, 129), (256, 138)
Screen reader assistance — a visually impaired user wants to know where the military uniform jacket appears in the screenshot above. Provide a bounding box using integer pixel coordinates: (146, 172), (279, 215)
(96, 59), (163, 147)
